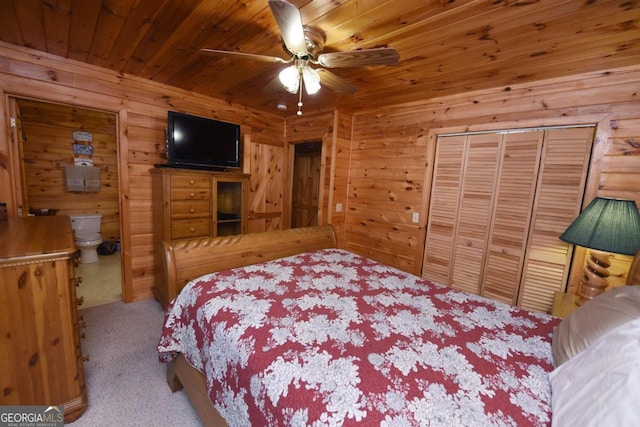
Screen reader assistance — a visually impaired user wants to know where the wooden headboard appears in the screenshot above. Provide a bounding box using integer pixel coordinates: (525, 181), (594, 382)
(627, 248), (640, 285)
(162, 225), (337, 305)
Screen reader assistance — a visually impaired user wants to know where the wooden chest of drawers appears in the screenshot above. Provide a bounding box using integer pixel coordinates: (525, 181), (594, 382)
(0, 216), (87, 422)
(151, 167), (249, 308)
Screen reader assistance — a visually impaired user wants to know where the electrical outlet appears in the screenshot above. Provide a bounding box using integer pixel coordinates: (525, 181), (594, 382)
(412, 212), (419, 223)
(336, 203), (343, 212)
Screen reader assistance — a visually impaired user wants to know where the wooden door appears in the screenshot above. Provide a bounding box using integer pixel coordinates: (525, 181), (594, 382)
(450, 133), (501, 294)
(480, 131), (543, 304)
(422, 135), (465, 284)
(291, 141), (322, 228)
(518, 127), (594, 312)
(247, 141), (285, 233)
(423, 126), (594, 313)
(6, 97), (27, 218)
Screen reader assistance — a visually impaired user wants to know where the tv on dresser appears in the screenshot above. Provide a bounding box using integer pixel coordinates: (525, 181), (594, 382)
(159, 111), (241, 171)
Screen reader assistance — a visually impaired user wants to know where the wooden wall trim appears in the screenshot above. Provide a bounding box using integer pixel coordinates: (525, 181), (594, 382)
(117, 108), (132, 302)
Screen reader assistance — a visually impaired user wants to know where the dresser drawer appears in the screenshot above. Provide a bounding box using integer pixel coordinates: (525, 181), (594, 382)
(171, 175), (210, 201)
(171, 188), (210, 201)
(171, 218), (211, 239)
(171, 175), (210, 189)
(171, 200), (211, 219)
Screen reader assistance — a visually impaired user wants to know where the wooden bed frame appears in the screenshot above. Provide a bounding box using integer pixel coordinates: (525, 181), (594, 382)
(162, 225), (337, 427)
(161, 225), (639, 426)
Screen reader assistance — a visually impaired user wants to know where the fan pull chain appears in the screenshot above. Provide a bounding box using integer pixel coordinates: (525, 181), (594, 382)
(297, 74), (303, 115)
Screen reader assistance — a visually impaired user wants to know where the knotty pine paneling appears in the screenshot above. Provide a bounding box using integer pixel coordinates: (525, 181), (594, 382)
(247, 141), (285, 234)
(330, 113), (353, 247)
(346, 121), (429, 272)
(350, 65), (640, 296)
(0, 42), (284, 303)
(2, 38), (640, 305)
(4, 0), (639, 115)
(285, 111), (337, 233)
(18, 99), (120, 242)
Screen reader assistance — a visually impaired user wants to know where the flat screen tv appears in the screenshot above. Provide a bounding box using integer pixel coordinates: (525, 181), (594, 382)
(166, 111), (241, 170)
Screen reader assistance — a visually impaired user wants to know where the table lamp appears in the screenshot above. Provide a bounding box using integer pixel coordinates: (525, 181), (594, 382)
(560, 197), (640, 305)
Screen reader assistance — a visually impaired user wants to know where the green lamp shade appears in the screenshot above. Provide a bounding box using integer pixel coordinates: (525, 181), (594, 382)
(560, 197), (640, 256)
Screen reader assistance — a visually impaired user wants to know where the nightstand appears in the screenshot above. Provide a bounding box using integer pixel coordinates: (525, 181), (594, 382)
(551, 291), (581, 318)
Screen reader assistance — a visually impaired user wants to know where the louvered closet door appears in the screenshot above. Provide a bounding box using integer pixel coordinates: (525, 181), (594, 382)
(422, 136), (465, 284)
(450, 134), (501, 294)
(518, 127), (594, 312)
(423, 126), (594, 313)
(480, 131), (544, 304)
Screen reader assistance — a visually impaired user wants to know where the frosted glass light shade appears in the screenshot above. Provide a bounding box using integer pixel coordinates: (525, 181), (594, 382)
(302, 67), (321, 94)
(279, 66), (300, 94)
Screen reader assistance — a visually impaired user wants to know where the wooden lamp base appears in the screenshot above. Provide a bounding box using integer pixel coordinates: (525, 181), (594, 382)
(577, 249), (611, 305)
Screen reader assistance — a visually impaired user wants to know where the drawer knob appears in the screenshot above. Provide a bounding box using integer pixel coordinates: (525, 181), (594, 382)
(189, 208), (195, 213)
(189, 179), (195, 185)
(189, 227), (196, 233)
(189, 192), (195, 198)
(501, 248), (508, 254)
(73, 277), (83, 287)
(76, 296), (85, 306)
(81, 354), (91, 362)
(467, 241), (472, 247)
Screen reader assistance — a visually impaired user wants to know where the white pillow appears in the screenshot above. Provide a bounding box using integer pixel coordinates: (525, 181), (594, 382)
(552, 286), (640, 366)
(549, 316), (640, 427)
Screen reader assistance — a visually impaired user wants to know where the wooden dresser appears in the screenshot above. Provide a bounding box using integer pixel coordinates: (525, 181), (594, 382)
(151, 167), (249, 308)
(0, 216), (87, 422)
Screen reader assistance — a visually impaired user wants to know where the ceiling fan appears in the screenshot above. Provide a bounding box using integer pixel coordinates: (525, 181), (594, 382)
(201, 0), (399, 115)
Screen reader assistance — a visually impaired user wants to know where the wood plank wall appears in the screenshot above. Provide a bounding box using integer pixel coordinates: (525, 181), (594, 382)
(17, 99), (120, 242)
(349, 65), (640, 293)
(331, 112), (353, 245)
(2, 40), (639, 303)
(0, 41), (284, 302)
(281, 110), (351, 248)
(285, 111), (333, 226)
(247, 139), (285, 233)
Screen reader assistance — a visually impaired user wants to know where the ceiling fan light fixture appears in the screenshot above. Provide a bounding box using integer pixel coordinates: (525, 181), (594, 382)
(279, 65), (300, 94)
(302, 67), (321, 95)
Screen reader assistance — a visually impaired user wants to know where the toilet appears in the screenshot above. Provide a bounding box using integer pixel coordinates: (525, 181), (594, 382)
(69, 214), (103, 264)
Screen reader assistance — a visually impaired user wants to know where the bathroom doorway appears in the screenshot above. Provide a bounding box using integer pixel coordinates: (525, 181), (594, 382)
(11, 97), (123, 308)
(291, 141), (322, 228)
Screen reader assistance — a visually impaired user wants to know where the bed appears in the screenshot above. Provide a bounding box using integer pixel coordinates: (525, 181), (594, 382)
(158, 226), (640, 426)
(157, 225), (640, 427)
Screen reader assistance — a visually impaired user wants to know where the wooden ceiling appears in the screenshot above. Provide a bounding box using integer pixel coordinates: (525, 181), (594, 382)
(0, 0), (638, 116)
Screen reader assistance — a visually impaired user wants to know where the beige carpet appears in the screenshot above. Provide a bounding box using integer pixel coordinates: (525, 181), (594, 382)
(68, 298), (202, 426)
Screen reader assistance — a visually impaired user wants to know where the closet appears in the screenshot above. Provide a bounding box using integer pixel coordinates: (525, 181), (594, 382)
(422, 126), (594, 313)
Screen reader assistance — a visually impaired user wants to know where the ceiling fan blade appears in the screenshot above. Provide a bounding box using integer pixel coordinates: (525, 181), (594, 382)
(268, 0), (308, 57)
(316, 47), (399, 68)
(316, 69), (357, 95)
(200, 49), (290, 64)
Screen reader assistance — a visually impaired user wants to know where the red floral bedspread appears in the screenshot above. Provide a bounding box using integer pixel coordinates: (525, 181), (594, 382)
(158, 249), (559, 426)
